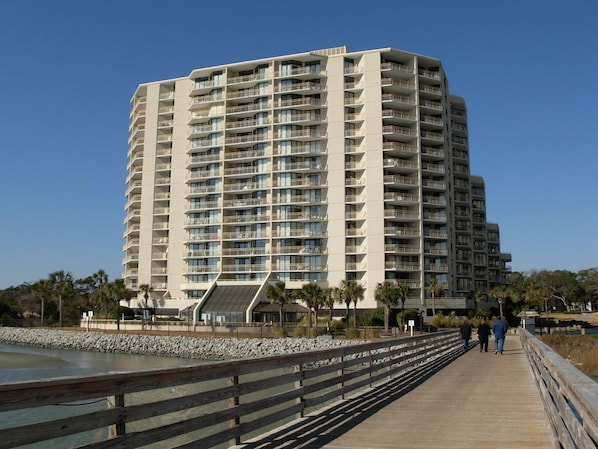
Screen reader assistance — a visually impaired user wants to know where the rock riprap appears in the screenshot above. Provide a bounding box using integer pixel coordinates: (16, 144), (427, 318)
(0, 328), (356, 361)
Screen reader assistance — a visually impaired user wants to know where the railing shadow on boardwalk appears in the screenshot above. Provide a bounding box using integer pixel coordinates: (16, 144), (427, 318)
(233, 345), (468, 449)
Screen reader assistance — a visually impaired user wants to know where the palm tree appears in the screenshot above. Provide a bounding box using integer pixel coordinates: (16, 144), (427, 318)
(299, 283), (325, 337)
(31, 279), (52, 327)
(490, 285), (509, 318)
(48, 271), (74, 328)
(341, 280), (365, 328)
(138, 284), (153, 327)
(324, 287), (340, 326)
(92, 269), (108, 291)
(375, 282), (399, 334)
(99, 279), (131, 331)
(473, 290), (486, 310)
(397, 283), (410, 328)
(426, 277), (443, 317)
(266, 281), (288, 330)
(138, 284), (153, 309)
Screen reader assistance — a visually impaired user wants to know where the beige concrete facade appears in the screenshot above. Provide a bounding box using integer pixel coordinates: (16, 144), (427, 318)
(123, 46), (511, 318)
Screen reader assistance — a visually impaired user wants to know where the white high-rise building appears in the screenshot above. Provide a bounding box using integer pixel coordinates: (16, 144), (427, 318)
(123, 46), (511, 321)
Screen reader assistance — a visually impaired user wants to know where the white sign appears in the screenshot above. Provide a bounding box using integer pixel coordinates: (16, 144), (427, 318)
(408, 320), (415, 327)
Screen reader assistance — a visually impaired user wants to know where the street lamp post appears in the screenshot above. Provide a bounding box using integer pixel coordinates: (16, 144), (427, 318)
(116, 298), (121, 331)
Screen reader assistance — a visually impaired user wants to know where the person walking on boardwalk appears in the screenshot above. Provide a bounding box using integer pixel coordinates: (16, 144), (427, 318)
(492, 316), (508, 354)
(477, 318), (491, 352)
(459, 318), (472, 350)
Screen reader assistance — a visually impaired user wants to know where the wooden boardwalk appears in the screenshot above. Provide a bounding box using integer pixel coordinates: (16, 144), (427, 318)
(237, 335), (555, 449)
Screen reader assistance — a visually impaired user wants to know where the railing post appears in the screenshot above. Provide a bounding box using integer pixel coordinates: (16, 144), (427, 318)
(108, 393), (125, 438)
(295, 363), (304, 419)
(339, 353), (346, 400)
(228, 373), (241, 447)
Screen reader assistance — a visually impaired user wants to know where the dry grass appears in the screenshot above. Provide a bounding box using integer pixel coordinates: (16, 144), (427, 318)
(540, 334), (598, 378)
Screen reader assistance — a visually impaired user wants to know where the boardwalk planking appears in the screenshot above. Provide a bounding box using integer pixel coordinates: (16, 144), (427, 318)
(237, 335), (555, 449)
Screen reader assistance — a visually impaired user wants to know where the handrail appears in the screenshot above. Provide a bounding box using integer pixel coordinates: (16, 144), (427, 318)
(520, 329), (598, 449)
(0, 331), (460, 449)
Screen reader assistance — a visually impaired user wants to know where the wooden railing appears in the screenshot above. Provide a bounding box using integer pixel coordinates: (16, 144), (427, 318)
(520, 329), (598, 449)
(0, 331), (459, 449)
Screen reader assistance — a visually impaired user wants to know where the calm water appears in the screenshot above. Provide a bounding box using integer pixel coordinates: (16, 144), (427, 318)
(0, 343), (209, 448)
(0, 342), (205, 383)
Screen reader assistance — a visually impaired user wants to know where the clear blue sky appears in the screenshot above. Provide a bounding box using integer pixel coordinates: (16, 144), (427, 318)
(1, 0), (596, 288)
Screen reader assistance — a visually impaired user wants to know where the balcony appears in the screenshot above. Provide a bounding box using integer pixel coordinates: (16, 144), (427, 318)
(381, 62), (414, 76)
(384, 209), (419, 220)
(223, 197), (265, 208)
(224, 147), (267, 161)
(188, 154), (220, 167)
(271, 229), (326, 238)
(383, 158), (418, 171)
(383, 175), (418, 186)
(381, 94), (416, 107)
(385, 261), (420, 271)
(226, 88), (270, 100)
(274, 129), (324, 140)
(423, 197), (447, 207)
(381, 77), (415, 94)
(275, 97), (324, 109)
(273, 144), (324, 156)
(272, 263), (328, 272)
(382, 110), (417, 125)
(222, 213), (270, 224)
(272, 194), (324, 205)
(221, 264), (267, 273)
(191, 94), (224, 107)
(271, 245), (325, 255)
(226, 118), (271, 131)
(222, 182), (265, 193)
(419, 85), (443, 97)
(421, 146), (445, 159)
(425, 263), (449, 272)
(275, 67), (325, 78)
(421, 131), (444, 143)
(422, 178), (446, 190)
(422, 212), (447, 223)
(420, 100), (442, 112)
(382, 142), (417, 155)
(418, 69), (442, 81)
(384, 227), (420, 237)
(383, 125), (417, 140)
(227, 72), (269, 86)
(272, 161), (323, 172)
(189, 124), (221, 138)
(385, 244), (420, 254)
(226, 102), (271, 116)
(225, 134), (270, 146)
(272, 178), (324, 188)
(275, 81), (321, 94)
(384, 192), (419, 204)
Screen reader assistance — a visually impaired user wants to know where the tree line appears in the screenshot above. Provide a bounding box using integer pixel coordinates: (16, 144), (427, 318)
(0, 269), (132, 327)
(488, 268), (598, 320)
(1, 267), (596, 330)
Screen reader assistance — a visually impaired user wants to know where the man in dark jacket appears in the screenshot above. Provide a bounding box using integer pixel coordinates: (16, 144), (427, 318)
(492, 317), (508, 354)
(459, 319), (472, 350)
(477, 318), (491, 352)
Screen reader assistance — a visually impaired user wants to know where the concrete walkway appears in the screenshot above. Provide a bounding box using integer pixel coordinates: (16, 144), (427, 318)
(237, 335), (555, 448)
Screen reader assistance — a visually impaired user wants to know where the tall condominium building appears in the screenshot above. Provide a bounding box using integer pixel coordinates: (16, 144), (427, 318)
(124, 46), (511, 322)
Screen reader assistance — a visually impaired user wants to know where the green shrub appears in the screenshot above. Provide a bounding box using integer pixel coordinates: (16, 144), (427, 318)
(345, 327), (361, 339)
(294, 326), (308, 338)
(358, 308), (384, 326)
(430, 311), (460, 328)
(396, 309), (419, 326)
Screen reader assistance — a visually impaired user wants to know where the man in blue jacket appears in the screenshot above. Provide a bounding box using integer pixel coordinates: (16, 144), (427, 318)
(492, 317), (508, 354)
